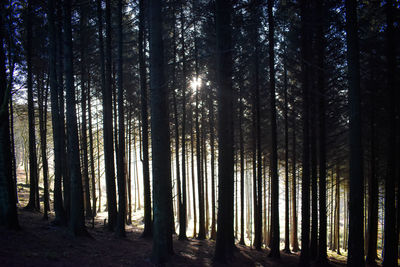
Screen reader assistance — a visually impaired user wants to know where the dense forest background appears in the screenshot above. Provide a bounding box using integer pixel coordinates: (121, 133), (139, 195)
(0, 0), (399, 266)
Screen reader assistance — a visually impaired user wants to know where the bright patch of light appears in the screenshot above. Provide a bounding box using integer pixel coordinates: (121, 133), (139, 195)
(190, 77), (202, 91)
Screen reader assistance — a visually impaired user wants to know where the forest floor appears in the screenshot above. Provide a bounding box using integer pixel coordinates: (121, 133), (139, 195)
(0, 174), (365, 266)
(0, 208), (347, 267)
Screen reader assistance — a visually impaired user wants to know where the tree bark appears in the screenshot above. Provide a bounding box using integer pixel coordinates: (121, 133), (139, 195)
(179, 3), (188, 241)
(148, 0), (173, 262)
(79, 0), (92, 219)
(38, 76), (50, 220)
(291, 114), (299, 252)
(316, 0), (327, 261)
(345, 0), (365, 265)
(103, 0), (117, 230)
(115, 0), (126, 238)
(267, 0), (279, 259)
(0, 1), (19, 228)
(25, 0), (40, 212)
(283, 56), (290, 254)
(139, 0), (152, 238)
(64, 0), (87, 236)
(48, 0), (66, 225)
(214, 0), (235, 262)
(299, 0), (311, 264)
(383, 1), (398, 265)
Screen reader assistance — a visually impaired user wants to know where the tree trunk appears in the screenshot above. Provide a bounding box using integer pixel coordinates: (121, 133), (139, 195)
(345, 0), (365, 265)
(238, 84), (245, 245)
(48, 0), (66, 225)
(139, 0), (152, 238)
(291, 114), (299, 252)
(64, 0), (87, 236)
(366, 88), (378, 263)
(299, 0), (311, 265)
(38, 75), (50, 220)
(115, 0), (126, 238)
(383, 1), (397, 265)
(190, 103), (197, 237)
(56, 0), (69, 219)
(87, 78), (96, 217)
(148, 0), (173, 263)
(0, 2), (19, 228)
(316, 0), (327, 261)
(79, 0), (92, 219)
(209, 85), (216, 240)
(25, 0), (40, 212)
(214, 0), (235, 262)
(268, 0), (280, 259)
(103, 0), (117, 231)
(335, 167), (341, 255)
(179, 3), (188, 241)
(194, 35), (205, 240)
(283, 57), (290, 253)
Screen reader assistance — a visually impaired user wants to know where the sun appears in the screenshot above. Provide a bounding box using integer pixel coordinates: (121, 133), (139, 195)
(190, 77), (202, 91)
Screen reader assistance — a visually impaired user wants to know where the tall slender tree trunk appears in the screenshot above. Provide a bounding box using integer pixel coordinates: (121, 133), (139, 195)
(179, 3), (188, 241)
(139, 0), (152, 238)
(127, 112), (132, 224)
(87, 79), (96, 217)
(214, 0), (234, 262)
(345, 0), (365, 265)
(0, 2), (19, 228)
(116, 0), (126, 238)
(209, 85), (216, 240)
(103, 0), (117, 230)
(38, 76), (50, 220)
(96, 111), (102, 213)
(190, 104), (197, 237)
(79, 0), (92, 218)
(239, 85), (245, 245)
(383, 1), (398, 265)
(56, 0), (69, 219)
(291, 115), (299, 252)
(250, 0), (262, 250)
(148, 0), (173, 263)
(366, 76), (378, 265)
(48, 0), (66, 225)
(268, 0), (280, 258)
(194, 49), (205, 241)
(335, 166), (341, 255)
(283, 58), (290, 253)
(25, 0), (40, 212)
(310, 71), (318, 260)
(64, 0), (87, 236)
(316, 0), (327, 261)
(299, 0), (311, 265)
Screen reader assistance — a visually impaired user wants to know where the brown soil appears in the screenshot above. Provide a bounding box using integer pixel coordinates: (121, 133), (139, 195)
(0, 208), (348, 267)
(1, 176), (347, 266)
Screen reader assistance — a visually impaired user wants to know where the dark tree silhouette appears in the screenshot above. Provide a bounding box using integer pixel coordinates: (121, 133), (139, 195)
(25, 0), (40, 212)
(148, 0), (173, 263)
(103, 0), (117, 231)
(267, 0), (280, 259)
(0, 1), (19, 229)
(214, 0), (235, 262)
(63, 0), (86, 236)
(345, 0), (365, 266)
(47, 0), (66, 225)
(299, 0), (311, 265)
(115, 0), (126, 238)
(139, 0), (152, 238)
(383, 0), (398, 265)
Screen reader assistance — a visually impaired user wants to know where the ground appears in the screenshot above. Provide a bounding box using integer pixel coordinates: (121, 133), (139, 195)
(0, 174), (351, 266)
(0, 208), (351, 267)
